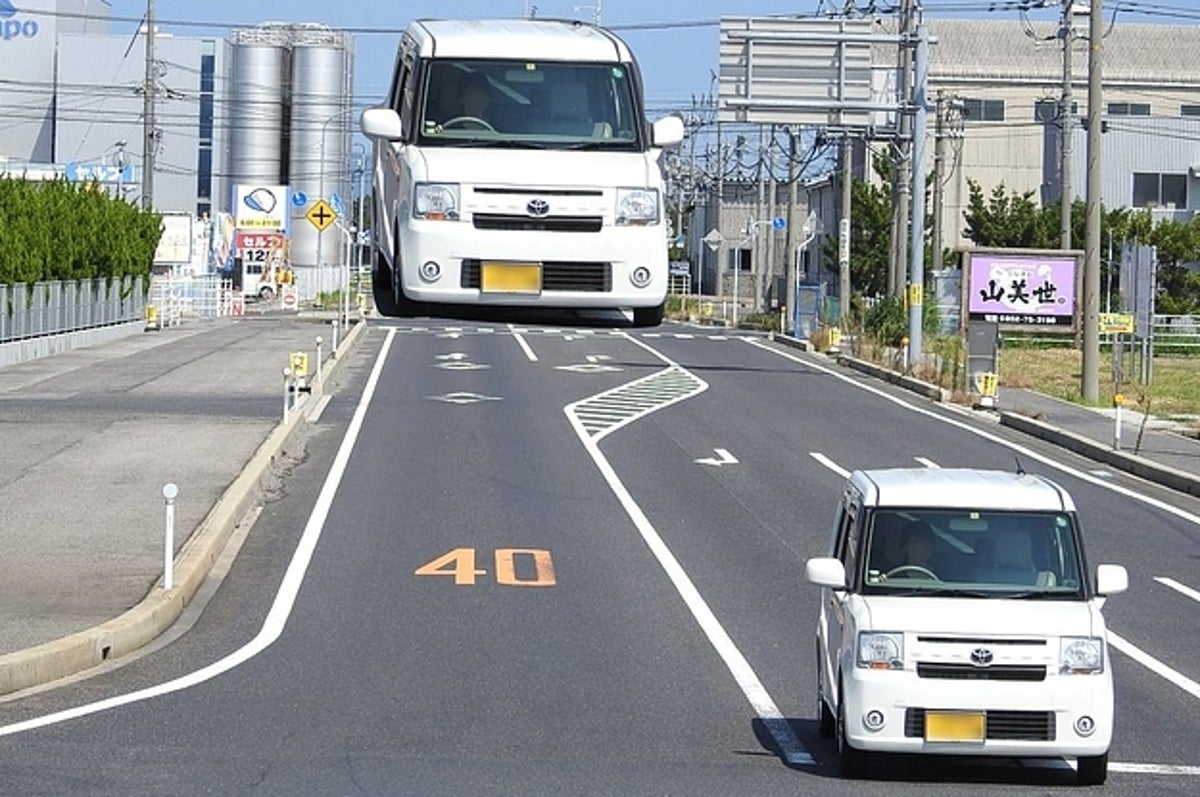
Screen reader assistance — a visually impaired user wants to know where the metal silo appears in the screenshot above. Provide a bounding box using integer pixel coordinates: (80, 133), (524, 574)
(287, 25), (354, 299)
(228, 26), (288, 185)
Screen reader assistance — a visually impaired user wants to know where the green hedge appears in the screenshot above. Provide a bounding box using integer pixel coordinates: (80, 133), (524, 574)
(0, 177), (161, 286)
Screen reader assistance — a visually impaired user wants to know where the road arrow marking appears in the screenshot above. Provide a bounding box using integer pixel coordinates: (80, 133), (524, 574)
(695, 448), (738, 467)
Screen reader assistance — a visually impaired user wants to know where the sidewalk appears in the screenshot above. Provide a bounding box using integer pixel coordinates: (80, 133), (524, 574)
(998, 386), (1200, 498)
(0, 312), (365, 696)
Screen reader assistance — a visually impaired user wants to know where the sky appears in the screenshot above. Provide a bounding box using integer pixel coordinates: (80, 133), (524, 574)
(104, 1), (1188, 120)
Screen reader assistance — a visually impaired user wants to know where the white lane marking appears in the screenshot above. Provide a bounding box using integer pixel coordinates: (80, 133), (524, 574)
(745, 339), (1200, 528)
(0, 328), (397, 738)
(565, 347), (813, 767)
(1109, 762), (1200, 776)
(1156, 577), (1200, 603)
(809, 452), (849, 479)
(914, 457), (940, 468)
(695, 448), (738, 467)
(434, 352), (468, 361)
(508, 324), (538, 362)
(1108, 631), (1200, 700)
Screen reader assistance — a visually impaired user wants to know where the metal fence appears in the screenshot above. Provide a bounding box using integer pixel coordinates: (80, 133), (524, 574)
(147, 274), (234, 322)
(0, 277), (146, 343)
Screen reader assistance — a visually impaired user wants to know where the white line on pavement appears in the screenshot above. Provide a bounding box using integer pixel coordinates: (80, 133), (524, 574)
(0, 328), (397, 738)
(509, 324), (538, 362)
(1156, 576), (1200, 603)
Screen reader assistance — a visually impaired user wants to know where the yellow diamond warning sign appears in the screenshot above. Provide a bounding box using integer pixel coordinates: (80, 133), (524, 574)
(306, 199), (337, 232)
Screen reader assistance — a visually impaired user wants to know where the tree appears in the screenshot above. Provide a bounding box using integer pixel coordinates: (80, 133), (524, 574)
(821, 155), (894, 297)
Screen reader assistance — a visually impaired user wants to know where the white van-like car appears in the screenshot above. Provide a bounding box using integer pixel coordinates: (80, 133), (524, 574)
(805, 468), (1128, 785)
(360, 18), (684, 326)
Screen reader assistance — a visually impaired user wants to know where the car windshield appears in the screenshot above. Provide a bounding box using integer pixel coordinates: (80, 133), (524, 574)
(417, 59), (642, 150)
(860, 509), (1085, 598)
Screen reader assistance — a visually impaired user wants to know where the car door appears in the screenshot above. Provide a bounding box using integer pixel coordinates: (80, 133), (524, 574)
(819, 498), (859, 708)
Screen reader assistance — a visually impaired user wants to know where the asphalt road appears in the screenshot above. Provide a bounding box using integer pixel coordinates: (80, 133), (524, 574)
(0, 318), (1197, 796)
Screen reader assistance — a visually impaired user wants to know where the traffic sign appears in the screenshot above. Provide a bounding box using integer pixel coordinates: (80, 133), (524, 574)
(703, 228), (724, 253)
(331, 192), (346, 217)
(291, 190), (308, 208)
(772, 216), (786, 231)
(306, 199), (337, 232)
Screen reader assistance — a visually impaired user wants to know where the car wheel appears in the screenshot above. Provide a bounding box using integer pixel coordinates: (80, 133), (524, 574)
(836, 681), (870, 779)
(632, 301), (665, 327)
(816, 653), (835, 738)
(1077, 753), (1108, 785)
(371, 247), (398, 317)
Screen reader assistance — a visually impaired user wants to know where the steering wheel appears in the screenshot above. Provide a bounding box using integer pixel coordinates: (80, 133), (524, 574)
(442, 116), (495, 132)
(885, 565), (941, 581)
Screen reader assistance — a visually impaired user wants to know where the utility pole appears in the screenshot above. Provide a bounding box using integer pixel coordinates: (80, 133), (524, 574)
(889, 0), (916, 297)
(1082, 0), (1103, 402)
(932, 91), (946, 274)
(1060, 0), (1075, 249)
(784, 128), (798, 325)
(141, 0), (156, 210)
(839, 135), (852, 325)
(908, 25), (931, 361)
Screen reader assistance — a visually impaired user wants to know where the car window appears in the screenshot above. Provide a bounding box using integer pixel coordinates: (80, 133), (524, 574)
(861, 509), (1085, 598)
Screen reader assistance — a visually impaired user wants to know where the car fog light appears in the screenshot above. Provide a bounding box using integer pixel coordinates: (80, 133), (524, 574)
(419, 261), (441, 283)
(863, 709), (886, 732)
(630, 266), (652, 289)
(1074, 716), (1096, 737)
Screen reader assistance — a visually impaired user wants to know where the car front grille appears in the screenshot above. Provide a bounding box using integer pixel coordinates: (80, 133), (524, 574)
(917, 662), (1047, 681)
(904, 708), (1056, 741)
(472, 214), (603, 233)
(460, 260), (611, 293)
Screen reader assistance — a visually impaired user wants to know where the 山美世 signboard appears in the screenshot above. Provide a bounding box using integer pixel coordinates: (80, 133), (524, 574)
(966, 251), (1078, 327)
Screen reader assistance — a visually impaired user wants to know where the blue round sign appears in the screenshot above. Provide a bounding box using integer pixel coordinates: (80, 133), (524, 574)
(291, 190), (308, 208)
(772, 216), (786, 231)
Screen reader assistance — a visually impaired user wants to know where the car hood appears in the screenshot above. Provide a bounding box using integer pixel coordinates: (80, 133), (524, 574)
(413, 146), (656, 188)
(858, 595), (1102, 637)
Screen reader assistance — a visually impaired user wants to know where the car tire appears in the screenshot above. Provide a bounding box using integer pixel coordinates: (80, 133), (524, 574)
(632, 301), (665, 327)
(1077, 753), (1107, 785)
(816, 655), (835, 739)
(836, 681), (870, 779)
(371, 247), (398, 317)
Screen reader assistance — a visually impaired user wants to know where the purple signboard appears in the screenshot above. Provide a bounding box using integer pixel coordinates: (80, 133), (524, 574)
(967, 253), (1077, 326)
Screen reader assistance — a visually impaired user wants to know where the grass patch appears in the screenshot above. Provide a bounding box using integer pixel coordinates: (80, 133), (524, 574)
(999, 346), (1200, 428)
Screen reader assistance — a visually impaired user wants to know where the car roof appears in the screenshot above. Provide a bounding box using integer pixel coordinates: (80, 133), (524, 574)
(850, 468), (1075, 512)
(409, 18), (632, 62)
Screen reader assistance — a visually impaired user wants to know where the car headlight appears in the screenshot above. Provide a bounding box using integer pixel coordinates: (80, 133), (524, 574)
(1060, 637), (1104, 674)
(857, 631), (904, 670)
(616, 188), (659, 226)
(414, 183), (460, 221)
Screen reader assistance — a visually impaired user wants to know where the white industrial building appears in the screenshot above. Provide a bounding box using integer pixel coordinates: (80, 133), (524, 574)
(0, 1), (356, 298)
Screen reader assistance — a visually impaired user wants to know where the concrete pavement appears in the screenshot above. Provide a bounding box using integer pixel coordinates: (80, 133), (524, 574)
(0, 312), (366, 696)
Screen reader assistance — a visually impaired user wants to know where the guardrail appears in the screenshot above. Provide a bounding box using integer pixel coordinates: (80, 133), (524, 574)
(0, 277), (146, 343)
(1002, 315), (1199, 353)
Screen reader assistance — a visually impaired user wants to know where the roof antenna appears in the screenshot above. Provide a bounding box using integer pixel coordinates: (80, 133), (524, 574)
(1014, 457), (1026, 476)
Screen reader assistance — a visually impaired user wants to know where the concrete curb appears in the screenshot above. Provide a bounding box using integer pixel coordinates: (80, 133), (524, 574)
(0, 319), (369, 696)
(999, 411), (1200, 498)
(835, 353), (950, 402)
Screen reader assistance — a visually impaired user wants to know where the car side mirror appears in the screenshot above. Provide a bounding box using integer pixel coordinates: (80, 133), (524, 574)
(651, 115), (684, 149)
(1095, 564), (1128, 596)
(805, 557), (847, 589)
(361, 107), (403, 141)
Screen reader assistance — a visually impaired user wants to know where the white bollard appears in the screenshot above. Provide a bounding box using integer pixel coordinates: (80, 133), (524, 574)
(332, 318), (340, 357)
(1113, 395), (1123, 450)
(315, 336), (324, 385)
(162, 483), (178, 590)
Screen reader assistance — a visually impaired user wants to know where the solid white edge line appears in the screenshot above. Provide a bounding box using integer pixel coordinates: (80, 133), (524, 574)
(1156, 576), (1200, 604)
(809, 452), (849, 480)
(1109, 762), (1200, 776)
(0, 328), (398, 738)
(508, 323), (538, 362)
(565, 375), (814, 766)
(1107, 631), (1200, 700)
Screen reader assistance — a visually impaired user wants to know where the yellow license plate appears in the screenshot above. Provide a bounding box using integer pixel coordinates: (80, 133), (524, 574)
(925, 711), (985, 743)
(480, 262), (541, 294)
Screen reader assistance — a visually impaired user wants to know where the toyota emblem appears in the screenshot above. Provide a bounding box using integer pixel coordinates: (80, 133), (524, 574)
(527, 198), (550, 217)
(969, 648), (994, 667)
